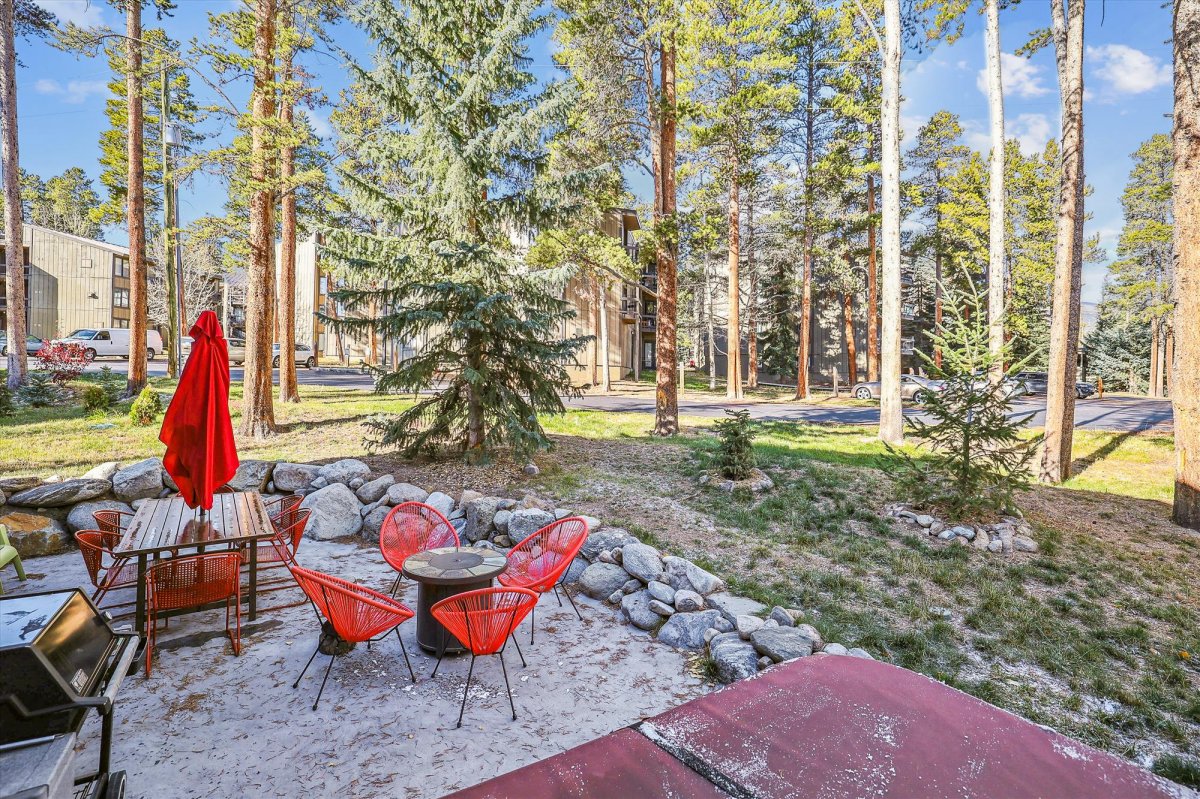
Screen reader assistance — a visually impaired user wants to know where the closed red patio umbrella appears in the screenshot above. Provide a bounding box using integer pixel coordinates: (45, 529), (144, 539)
(159, 310), (240, 511)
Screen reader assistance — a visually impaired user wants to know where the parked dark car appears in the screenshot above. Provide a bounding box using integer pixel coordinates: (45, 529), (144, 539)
(1016, 371), (1096, 399)
(851, 374), (944, 403)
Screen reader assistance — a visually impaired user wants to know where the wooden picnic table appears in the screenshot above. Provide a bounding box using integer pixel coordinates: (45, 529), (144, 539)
(115, 491), (276, 640)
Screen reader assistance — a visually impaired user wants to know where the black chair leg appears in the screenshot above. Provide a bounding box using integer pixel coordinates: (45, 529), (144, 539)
(553, 584), (564, 607)
(529, 604), (536, 646)
(456, 654), (476, 729)
(395, 627), (416, 682)
(293, 644), (320, 689)
(560, 581), (582, 621)
(312, 653), (336, 711)
(498, 652), (517, 721)
(389, 574), (402, 598)
(508, 633), (527, 669)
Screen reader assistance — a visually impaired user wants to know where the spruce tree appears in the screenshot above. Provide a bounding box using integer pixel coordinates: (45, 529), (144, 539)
(322, 0), (589, 460)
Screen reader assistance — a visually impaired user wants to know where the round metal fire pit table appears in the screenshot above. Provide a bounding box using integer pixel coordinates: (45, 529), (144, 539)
(402, 546), (508, 654)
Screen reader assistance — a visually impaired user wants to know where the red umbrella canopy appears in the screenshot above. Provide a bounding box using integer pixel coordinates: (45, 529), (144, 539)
(159, 310), (240, 510)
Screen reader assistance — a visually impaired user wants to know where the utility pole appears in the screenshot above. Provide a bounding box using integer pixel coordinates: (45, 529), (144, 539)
(160, 67), (184, 379)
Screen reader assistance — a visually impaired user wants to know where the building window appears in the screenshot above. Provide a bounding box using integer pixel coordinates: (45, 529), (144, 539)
(113, 287), (130, 308)
(114, 256), (129, 278)
(113, 318), (129, 329)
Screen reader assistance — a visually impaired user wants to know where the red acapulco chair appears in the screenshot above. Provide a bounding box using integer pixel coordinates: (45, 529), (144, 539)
(265, 495), (303, 528)
(145, 551), (243, 677)
(379, 501), (460, 597)
(92, 509), (135, 538)
(289, 566), (417, 710)
(253, 508), (311, 568)
(75, 530), (138, 607)
(430, 587), (540, 728)
(497, 517), (590, 643)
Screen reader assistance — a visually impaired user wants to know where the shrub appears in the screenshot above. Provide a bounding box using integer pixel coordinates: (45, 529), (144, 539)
(714, 409), (756, 480)
(129, 387), (163, 426)
(96, 366), (124, 403)
(18, 372), (65, 407)
(81, 383), (111, 412)
(1152, 754), (1200, 790)
(888, 271), (1039, 519)
(35, 342), (89, 384)
(0, 384), (13, 417)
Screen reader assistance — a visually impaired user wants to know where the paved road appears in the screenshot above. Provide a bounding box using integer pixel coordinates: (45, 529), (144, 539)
(85, 359), (1172, 433)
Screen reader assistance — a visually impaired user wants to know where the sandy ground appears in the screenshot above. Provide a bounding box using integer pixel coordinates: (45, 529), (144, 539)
(11, 541), (709, 799)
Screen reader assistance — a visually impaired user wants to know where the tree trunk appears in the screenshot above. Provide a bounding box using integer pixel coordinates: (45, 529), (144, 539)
(1166, 323), (1175, 396)
(985, 0), (1006, 380)
(278, 41), (299, 404)
(0, 0), (25, 390)
(934, 242), (943, 368)
(1173, 0), (1200, 528)
(597, 279), (611, 392)
(796, 49), (815, 400)
(866, 172), (879, 382)
(844, 291), (858, 386)
(160, 68), (180, 381)
(746, 198), (758, 389)
(726, 166), (743, 399)
(1150, 316), (1162, 398)
(125, 0), (148, 398)
(878, 0), (904, 445)
(653, 30), (680, 435)
(1039, 0), (1085, 483)
(707, 263), (717, 391)
(240, 0), (278, 438)
(590, 278), (599, 386)
(466, 331), (485, 454)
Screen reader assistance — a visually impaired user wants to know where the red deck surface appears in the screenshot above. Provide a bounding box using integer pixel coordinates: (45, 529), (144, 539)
(445, 727), (730, 798)
(646, 655), (1191, 799)
(444, 655), (1195, 799)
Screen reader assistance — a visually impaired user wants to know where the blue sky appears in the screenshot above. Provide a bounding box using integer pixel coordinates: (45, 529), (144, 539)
(19, 0), (1176, 304)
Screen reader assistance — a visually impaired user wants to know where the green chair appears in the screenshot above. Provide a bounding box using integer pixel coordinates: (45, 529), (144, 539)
(0, 524), (27, 594)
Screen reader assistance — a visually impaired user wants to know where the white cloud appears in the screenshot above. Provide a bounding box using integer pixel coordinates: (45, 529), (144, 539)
(1007, 113), (1053, 157)
(977, 53), (1051, 99)
(1088, 44), (1171, 95)
(304, 109), (332, 138)
(34, 78), (107, 104)
(31, 0), (104, 28)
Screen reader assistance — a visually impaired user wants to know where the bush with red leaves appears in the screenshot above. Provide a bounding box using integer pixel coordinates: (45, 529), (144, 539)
(36, 342), (90, 384)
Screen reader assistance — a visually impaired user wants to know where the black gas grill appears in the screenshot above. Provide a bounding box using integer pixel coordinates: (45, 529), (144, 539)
(1, 589), (139, 799)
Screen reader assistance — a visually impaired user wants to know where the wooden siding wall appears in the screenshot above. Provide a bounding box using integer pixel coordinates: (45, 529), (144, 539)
(24, 226), (124, 340)
(563, 273), (628, 385)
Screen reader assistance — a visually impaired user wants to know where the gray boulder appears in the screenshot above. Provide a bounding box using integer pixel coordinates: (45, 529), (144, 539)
(310, 476), (330, 490)
(507, 508), (554, 543)
(621, 590), (661, 631)
(578, 515), (602, 532)
(227, 460), (274, 493)
(355, 474), (396, 504)
(750, 627), (815, 663)
(458, 490), (483, 509)
(577, 563), (631, 600)
(647, 580), (675, 605)
(822, 643), (849, 656)
(112, 458), (165, 502)
(562, 557), (589, 585)
(580, 528), (638, 561)
(662, 555), (725, 595)
(9, 478), (111, 508)
(656, 610), (723, 649)
(0, 510), (70, 557)
(66, 500), (133, 533)
(463, 496), (503, 543)
(496, 498), (518, 511)
(386, 482), (429, 505)
(272, 463), (320, 492)
(648, 599), (674, 616)
(767, 606), (794, 627)
(0, 476), (41, 493)
(82, 462), (121, 481)
(622, 579), (642, 594)
(706, 593), (767, 625)
(621, 542), (665, 583)
(792, 623), (824, 651)
(493, 509), (512, 535)
(425, 491), (455, 518)
(299, 483), (364, 540)
(848, 647), (874, 660)
(674, 590), (705, 612)
(708, 632), (759, 683)
(360, 505), (391, 545)
(1013, 535), (1039, 553)
(736, 615), (764, 639)
(316, 459), (371, 486)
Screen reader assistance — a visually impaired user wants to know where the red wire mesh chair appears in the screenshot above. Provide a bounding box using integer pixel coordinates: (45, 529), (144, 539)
(379, 502), (460, 596)
(430, 587), (539, 728)
(92, 509), (134, 537)
(144, 551), (242, 677)
(265, 495), (303, 528)
(75, 530), (138, 606)
(497, 517), (590, 643)
(252, 508), (311, 568)
(289, 565), (416, 710)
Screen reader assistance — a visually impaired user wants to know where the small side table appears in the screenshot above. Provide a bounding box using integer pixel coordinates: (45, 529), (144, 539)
(402, 546), (508, 654)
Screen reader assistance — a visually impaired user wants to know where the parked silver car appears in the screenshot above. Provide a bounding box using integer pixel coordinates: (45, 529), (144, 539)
(851, 374), (944, 403)
(273, 343), (316, 369)
(0, 334), (45, 356)
(180, 335), (246, 364)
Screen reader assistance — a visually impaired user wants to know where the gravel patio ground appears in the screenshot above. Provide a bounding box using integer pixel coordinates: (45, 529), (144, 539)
(10, 540), (709, 798)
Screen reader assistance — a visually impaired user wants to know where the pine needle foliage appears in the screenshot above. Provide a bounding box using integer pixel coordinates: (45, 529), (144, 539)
(714, 409), (757, 480)
(326, 252), (589, 462)
(889, 271), (1039, 518)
